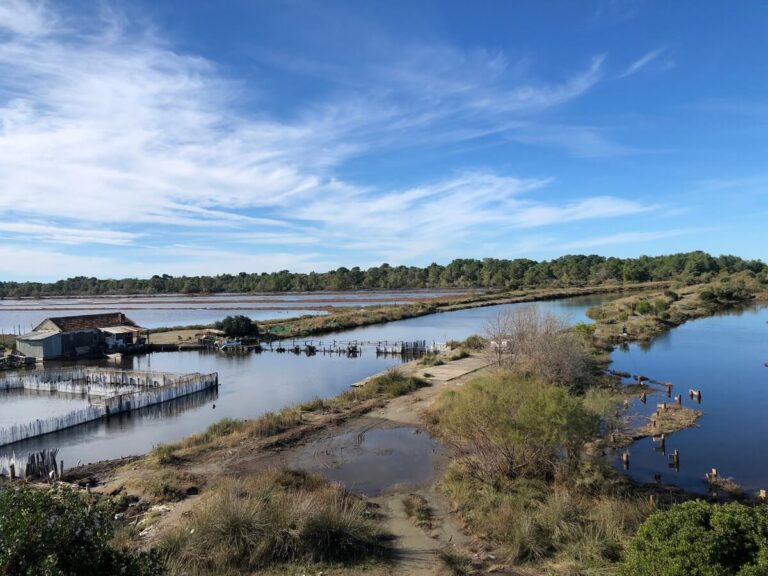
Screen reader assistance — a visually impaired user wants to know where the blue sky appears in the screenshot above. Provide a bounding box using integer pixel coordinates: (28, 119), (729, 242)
(0, 0), (766, 281)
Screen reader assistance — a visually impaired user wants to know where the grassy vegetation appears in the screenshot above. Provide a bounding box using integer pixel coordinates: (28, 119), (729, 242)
(588, 272), (768, 344)
(402, 494), (432, 528)
(633, 404), (702, 438)
(429, 370), (658, 573)
(419, 353), (445, 366)
(161, 470), (390, 576)
(127, 468), (200, 503)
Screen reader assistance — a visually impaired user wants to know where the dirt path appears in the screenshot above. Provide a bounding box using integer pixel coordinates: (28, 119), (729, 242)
(274, 355), (491, 575)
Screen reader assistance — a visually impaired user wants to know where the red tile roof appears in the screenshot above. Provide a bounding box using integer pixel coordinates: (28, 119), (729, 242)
(42, 313), (138, 332)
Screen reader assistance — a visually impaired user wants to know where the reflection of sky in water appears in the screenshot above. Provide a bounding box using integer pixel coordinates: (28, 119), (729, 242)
(293, 427), (440, 496)
(611, 304), (768, 494)
(0, 291), (467, 332)
(0, 388), (93, 427)
(0, 295), (608, 468)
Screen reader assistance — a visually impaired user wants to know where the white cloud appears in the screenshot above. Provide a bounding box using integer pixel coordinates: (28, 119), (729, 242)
(619, 48), (666, 78)
(558, 228), (704, 250)
(0, 0), (52, 36)
(0, 221), (137, 245)
(0, 1), (656, 277)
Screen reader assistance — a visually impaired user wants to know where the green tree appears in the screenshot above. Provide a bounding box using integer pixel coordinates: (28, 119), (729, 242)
(216, 315), (259, 338)
(622, 501), (768, 576)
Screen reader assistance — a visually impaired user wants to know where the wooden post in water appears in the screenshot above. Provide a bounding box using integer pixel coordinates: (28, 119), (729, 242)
(665, 382), (673, 397)
(670, 449), (680, 471)
(621, 452), (630, 470)
(9, 463), (15, 480)
(674, 394), (682, 405)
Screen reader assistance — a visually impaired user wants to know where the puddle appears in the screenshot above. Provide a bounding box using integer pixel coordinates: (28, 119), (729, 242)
(291, 426), (442, 496)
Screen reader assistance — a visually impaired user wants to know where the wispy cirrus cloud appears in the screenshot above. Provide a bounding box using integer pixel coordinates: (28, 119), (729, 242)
(558, 228), (707, 251)
(619, 47), (668, 78)
(0, 1), (661, 277)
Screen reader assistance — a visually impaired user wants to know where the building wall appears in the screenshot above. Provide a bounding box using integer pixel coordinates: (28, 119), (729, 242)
(59, 330), (102, 356)
(16, 335), (62, 360)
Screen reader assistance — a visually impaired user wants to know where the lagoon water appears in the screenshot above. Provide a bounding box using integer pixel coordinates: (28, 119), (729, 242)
(611, 304), (768, 494)
(4, 292), (766, 496)
(0, 295), (605, 468)
(0, 290), (467, 333)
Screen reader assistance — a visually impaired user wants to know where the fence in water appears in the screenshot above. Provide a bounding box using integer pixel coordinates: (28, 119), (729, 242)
(0, 368), (218, 447)
(218, 339), (448, 357)
(0, 448), (59, 479)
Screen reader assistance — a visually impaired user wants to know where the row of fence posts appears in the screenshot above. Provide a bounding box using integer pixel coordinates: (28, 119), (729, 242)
(0, 370), (218, 447)
(1, 449), (62, 480)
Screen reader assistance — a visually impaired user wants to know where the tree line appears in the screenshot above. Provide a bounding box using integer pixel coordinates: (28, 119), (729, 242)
(0, 251), (764, 298)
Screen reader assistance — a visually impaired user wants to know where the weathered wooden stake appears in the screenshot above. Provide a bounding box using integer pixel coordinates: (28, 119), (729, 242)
(621, 452), (630, 470)
(9, 463), (15, 480)
(675, 394), (682, 405)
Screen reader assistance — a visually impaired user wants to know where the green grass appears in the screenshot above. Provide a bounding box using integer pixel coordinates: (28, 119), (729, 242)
(161, 470), (390, 575)
(419, 353), (445, 367)
(337, 368), (429, 404)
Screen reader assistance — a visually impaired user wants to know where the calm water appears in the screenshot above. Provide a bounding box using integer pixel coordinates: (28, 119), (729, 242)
(0, 295), (605, 468)
(612, 304), (768, 494)
(292, 427), (441, 496)
(0, 291), (466, 333)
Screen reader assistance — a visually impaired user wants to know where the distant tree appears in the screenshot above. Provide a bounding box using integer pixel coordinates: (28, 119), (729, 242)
(216, 315), (259, 338)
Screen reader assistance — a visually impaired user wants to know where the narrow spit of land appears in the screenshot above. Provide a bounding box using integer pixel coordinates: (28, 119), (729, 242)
(147, 281), (669, 345)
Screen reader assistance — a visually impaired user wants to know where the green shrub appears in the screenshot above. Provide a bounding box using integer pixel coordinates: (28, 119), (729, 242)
(215, 315), (259, 338)
(634, 300), (653, 315)
(0, 485), (163, 576)
(450, 349), (471, 361)
(462, 335), (487, 350)
(622, 501), (768, 576)
(432, 373), (598, 484)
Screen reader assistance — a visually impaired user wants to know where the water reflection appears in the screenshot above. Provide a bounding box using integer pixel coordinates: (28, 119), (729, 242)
(612, 303), (768, 494)
(0, 295), (610, 467)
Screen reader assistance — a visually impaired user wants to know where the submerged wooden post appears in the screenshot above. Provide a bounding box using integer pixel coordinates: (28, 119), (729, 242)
(665, 382), (673, 397)
(621, 452), (630, 470)
(670, 449), (680, 471)
(9, 463), (15, 480)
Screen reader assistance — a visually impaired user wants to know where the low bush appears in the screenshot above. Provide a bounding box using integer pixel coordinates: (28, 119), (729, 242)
(0, 485), (162, 576)
(450, 349), (471, 360)
(622, 501), (768, 576)
(338, 368), (429, 404)
(431, 372), (597, 485)
(162, 470), (389, 575)
(462, 335), (486, 350)
(419, 353), (445, 367)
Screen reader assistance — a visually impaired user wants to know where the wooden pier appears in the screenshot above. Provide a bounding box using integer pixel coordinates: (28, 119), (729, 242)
(0, 368), (218, 447)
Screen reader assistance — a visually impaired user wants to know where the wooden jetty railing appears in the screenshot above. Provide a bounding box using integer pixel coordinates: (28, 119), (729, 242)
(214, 339), (448, 357)
(0, 369), (218, 447)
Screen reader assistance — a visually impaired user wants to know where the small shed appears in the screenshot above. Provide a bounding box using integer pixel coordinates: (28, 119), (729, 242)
(16, 312), (144, 360)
